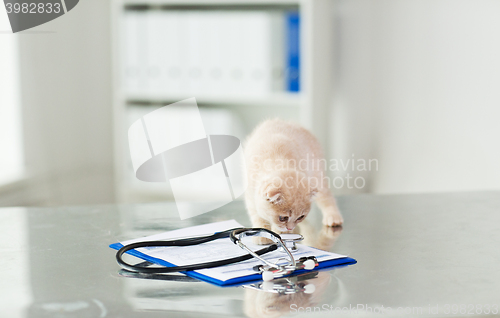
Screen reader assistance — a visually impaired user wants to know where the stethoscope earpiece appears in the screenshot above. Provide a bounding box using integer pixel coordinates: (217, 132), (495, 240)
(303, 259), (316, 270)
(262, 271), (275, 282)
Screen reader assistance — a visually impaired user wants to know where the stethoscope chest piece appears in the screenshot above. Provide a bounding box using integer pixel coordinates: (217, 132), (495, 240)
(231, 228), (318, 281)
(279, 234), (304, 253)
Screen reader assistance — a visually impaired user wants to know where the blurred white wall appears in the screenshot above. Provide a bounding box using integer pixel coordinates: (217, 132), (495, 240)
(13, 0), (115, 206)
(333, 0), (500, 194)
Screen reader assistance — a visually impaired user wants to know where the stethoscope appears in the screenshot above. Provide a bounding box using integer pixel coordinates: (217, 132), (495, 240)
(116, 227), (318, 281)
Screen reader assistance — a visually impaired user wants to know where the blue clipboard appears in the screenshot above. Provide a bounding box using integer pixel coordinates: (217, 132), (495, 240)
(109, 242), (357, 287)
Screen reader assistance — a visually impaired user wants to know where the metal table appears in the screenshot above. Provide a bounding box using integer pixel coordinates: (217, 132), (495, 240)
(1, 192), (499, 317)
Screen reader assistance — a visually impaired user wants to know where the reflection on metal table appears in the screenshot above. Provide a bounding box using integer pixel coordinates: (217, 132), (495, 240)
(1, 192), (499, 317)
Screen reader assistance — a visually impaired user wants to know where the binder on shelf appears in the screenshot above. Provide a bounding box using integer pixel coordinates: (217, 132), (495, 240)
(122, 10), (140, 94)
(185, 11), (204, 95)
(270, 10), (286, 92)
(240, 11), (272, 97)
(223, 12), (244, 96)
(285, 11), (300, 92)
(204, 12), (225, 96)
(153, 11), (185, 96)
(145, 10), (163, 94)
(198, 12), (219, 96)
(120, 8), (301, 98)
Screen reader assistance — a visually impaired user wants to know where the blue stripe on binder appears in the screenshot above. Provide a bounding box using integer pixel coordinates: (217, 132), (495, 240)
(286, 11), (300, 92)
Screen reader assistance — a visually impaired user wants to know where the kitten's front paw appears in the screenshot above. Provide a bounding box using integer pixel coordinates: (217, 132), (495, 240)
(322, 213), (343, 227)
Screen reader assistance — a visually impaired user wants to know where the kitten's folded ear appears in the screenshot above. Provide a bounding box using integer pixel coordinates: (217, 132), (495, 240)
(260, 177), (284, 203)
(266, 187), (282, 203)
(261, 182), (282, 204)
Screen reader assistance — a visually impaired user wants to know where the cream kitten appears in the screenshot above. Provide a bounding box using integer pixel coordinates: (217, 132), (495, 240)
(244, 119), (343, 236)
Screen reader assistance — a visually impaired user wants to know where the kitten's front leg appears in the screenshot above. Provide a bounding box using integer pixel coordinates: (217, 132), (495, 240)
(315, 189), (344, 227)
(250, 214), (274, 245)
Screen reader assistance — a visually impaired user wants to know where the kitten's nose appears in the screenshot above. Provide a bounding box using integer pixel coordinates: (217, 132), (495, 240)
(286, 226), (294, 231)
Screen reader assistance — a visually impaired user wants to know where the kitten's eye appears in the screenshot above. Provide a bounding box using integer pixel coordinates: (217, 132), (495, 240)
(297, 215), (305, 221)
(279, 216), (289, 222)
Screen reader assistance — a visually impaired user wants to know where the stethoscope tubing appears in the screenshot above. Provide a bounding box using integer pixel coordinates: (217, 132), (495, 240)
(116, 227), (279, 274)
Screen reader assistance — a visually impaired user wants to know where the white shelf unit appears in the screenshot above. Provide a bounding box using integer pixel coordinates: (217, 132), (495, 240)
(111, 0), (335, 203)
